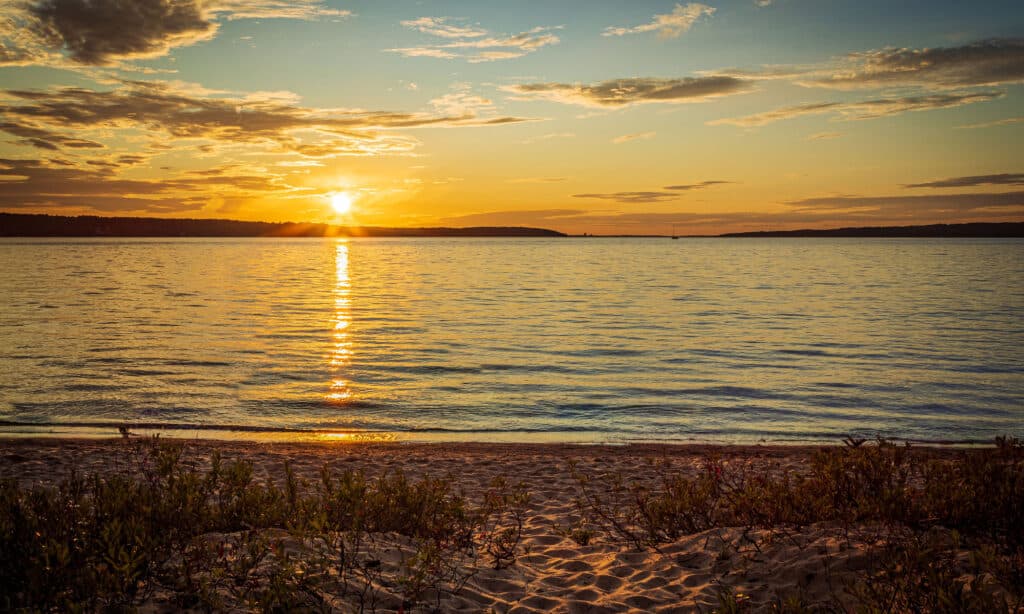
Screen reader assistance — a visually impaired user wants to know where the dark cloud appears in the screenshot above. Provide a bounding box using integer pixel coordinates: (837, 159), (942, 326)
(503, 76), (751, 108)
(572, 180), (732, 203)
(1, 0), (349, 67)
(804, 38), (1024, 90)
(0, 157), (284, 212)
(0, 81), (537, 159)
(0, 120), (105, 150)
(0, 80), (541, 215)
(572, 191), (680, 203)
(904, 173), (1024, 189)
(27, 0), (213, 65)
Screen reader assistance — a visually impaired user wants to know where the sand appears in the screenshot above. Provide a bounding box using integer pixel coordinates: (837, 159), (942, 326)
(0, 438), (942, 612)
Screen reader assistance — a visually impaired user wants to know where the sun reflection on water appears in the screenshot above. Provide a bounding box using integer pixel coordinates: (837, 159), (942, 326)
(327, 240), (352, 402)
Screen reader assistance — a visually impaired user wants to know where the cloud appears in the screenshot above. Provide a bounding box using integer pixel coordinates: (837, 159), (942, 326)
(707, 65), (812, 82)
(839, 93), (1003, 120)
(383, 47), (456, 59)
(800, 38), (1024, 90)
(0, 80), (537, 160)
(708, 102), (838, 126)
(430, 91), (493, 115)
(710, 92), (1001, 126)
(205, 1), (350, 21)
(0, 120), (104, 150)
(25, 0), (214, 65)
(612, 131), (655, 144)
(400, 17), (486, 39)
(663, 180), (732, 190)
(572, 191), (680, 203)
(754, 0), (773, 6)
(603, 3), (715, 39)
(1, 0), (349, 67)
(390, 18), (560, 62)
(787, 191), (1024, 213)
(0, 157), (286, 213)
(956, 116), (1024, 129)
(0, 79), (542, 214)
(904, 173), (1024, 189)
(503, 76), (751, 108)
(571, 180), (731, 203)
(807, 131), (843, 140)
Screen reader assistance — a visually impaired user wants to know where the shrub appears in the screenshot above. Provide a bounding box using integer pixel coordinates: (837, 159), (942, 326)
(0, 438), (529, 612)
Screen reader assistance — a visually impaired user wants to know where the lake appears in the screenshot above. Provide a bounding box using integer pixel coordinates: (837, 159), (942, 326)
(1, 237), (1021, 443)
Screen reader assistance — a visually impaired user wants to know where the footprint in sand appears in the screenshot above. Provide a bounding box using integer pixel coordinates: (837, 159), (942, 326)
(555, 559), (594, 573)
(593, 574), (624, 592)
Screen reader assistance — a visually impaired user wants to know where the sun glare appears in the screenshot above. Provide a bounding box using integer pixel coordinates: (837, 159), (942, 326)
(331, 192), (353, 215)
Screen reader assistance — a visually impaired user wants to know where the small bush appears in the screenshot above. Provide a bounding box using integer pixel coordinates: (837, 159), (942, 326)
(571, 437), (1024, 612)
(0, 438), (529, 612)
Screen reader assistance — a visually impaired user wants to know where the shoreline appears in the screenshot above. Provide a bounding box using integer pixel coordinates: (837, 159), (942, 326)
(0, 425), (1003, 447)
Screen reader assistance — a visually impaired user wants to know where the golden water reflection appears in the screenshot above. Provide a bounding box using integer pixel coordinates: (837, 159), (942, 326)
(316, 432), (399, 443)
(327, 240), (352, 402)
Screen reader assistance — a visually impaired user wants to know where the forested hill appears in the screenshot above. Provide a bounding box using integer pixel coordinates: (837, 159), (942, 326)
(0, 213), (566, 238)
(720, 222), (1024, 238)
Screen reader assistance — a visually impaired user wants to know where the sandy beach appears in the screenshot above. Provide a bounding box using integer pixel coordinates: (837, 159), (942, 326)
(5, 437), (1010, 613)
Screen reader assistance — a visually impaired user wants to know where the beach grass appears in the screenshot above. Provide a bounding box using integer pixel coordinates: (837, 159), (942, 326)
(571, 437), (1023, 612)
(0, 437), (1021, 612)
(0, 438), (528, 612)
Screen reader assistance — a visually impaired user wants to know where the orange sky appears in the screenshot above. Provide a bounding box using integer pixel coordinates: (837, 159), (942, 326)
(0, 1), (1022, 234)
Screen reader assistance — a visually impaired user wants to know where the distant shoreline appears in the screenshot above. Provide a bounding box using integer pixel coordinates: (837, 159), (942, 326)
(717, 221), (1024, 238)
(574, 221), (1024, 238)
(1, 213), (1022, 238)
(0, 212), (565, 238)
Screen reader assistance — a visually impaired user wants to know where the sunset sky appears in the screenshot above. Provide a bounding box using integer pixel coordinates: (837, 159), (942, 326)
(0, 0), (1021, 235)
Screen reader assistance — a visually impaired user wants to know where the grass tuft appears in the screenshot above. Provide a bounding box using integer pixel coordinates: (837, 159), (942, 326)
(0, 438), (528, 612)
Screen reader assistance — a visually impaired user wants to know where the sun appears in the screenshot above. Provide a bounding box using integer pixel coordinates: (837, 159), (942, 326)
(331, 191), (353, 214)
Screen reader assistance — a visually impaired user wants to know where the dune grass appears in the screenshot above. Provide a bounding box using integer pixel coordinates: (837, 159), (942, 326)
(0, 439), (527, 612)
(1, 437), (1021, 612)
(570, 437), (1024, 612)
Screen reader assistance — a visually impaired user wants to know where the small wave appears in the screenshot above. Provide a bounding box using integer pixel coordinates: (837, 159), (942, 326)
(121, 368), (180, 376)
(480, 363), (580, 374)
(365, 364), (483, 375)
(62, 383), (130, 392)
(777, 348), (831, 357)
(162, 359), (234, 367)
(561, 348), (647, 357)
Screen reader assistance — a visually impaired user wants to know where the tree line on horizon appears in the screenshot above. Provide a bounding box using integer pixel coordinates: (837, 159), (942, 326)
(0, 213), (566, 238)
(0, 212), (1021, 238)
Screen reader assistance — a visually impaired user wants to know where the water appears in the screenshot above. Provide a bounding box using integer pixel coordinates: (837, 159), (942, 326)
(1, 237), (1022, 443)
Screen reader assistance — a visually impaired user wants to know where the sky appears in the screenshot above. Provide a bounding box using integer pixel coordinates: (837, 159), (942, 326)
(0, 0), (1022, 235)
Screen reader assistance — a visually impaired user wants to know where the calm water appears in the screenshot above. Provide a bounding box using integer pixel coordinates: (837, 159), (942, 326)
(1, 237), (1022, 443)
